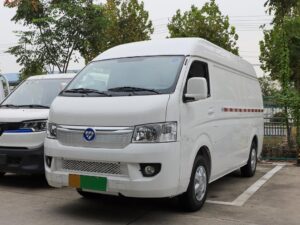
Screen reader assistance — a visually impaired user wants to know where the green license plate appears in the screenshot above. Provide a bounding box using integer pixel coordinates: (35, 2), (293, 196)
(69, 174), (107, 192)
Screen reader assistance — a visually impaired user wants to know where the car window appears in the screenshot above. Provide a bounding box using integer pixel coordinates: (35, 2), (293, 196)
(2, 78), (70, 107)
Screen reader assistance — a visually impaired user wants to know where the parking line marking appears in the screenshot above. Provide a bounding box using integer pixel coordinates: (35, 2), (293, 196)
(232, 165), (284, 206)
(207, 165), (284, 206)
(206, 200), (236, 206)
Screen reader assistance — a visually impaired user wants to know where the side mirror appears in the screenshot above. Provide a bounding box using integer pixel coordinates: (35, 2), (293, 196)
(185, 77), (208, 101)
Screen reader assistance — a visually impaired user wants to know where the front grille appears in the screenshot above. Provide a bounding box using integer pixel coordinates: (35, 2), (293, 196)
(61, 159), (127, 176)
(57, 126), (133, 149)
(0, 122), (22, 136)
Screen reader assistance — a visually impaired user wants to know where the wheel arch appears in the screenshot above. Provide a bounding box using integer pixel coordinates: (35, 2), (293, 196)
(252, 135), (258, 147)
(179, 134), (214, 193)
(249, 127), (263, 157)
(195, 146), (212, 180)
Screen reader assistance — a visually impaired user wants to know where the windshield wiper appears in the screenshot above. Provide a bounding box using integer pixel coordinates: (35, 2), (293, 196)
(64, 88), (111, 97)
(0, 104), (20, 108)
(18, 104), (50, 109)
(108, 86), (160, 94)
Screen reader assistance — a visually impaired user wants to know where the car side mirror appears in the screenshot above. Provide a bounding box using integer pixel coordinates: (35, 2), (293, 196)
(185, 77), (208, 101)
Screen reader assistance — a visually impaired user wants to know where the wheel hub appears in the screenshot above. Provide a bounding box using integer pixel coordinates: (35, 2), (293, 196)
(194, 166), (207, 202)
(250, 148), (257, 172)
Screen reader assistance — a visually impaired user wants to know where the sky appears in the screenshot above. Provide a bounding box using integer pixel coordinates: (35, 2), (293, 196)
(0, 0), (273, 77)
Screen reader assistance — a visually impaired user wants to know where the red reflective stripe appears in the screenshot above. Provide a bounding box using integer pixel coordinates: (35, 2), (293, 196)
(223, 108), (264, 113)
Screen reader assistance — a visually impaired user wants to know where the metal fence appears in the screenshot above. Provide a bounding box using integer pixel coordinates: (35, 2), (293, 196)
(264, 121), (289, 136)
(263, 97), (291, 137)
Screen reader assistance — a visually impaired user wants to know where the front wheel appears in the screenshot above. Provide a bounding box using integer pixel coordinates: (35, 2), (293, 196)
(178, 156), (209, 212)
(241, 141), (257, 177)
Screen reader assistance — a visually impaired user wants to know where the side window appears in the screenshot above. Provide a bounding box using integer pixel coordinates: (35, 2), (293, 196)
(185, 61), (210, 97)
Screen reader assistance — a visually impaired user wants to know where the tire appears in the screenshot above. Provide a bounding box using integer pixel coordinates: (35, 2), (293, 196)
(241, 141), (257, 177)
(0, 172), (5, 177)
(76, 189), (103, 199)
(179, 155), (209, 212)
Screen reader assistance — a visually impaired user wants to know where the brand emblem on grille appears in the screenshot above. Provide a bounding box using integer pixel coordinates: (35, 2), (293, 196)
(83, 128), (96, 142)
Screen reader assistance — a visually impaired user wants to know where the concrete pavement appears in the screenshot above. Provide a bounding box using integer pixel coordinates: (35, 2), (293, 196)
(0, 164), (299, 225)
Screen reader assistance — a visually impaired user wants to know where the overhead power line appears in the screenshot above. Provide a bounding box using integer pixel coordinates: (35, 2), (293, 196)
(152, 15), (273, 21)
(229, 15), (272, 18)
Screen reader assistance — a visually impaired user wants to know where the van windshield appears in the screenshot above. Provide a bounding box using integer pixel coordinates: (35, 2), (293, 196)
(63, 56), (185, 97)
(0, 78), (70, 108)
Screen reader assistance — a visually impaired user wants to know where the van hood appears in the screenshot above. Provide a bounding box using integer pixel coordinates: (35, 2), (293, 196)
(0, 108), (49, 123)
(49, 95), (170, 127)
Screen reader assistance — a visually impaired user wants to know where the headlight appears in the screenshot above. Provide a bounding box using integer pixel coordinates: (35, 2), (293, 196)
(20, 120), (47, 132)
(132, 122), (177, 143)
(47, 123), (57, 139)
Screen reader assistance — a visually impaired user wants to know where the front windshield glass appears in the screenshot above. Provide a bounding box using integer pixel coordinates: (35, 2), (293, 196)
(1, 78), (70, 108)
(64, 56), (185, 96)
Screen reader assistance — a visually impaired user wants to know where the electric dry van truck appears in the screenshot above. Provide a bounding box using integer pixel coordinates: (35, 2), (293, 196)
(44, 38), (264, 211)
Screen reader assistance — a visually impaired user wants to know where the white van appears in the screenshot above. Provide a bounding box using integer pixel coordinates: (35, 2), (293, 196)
(45, 38), (264, 211)
(0, 73), (75, 176)
(0, 74), (10, 102)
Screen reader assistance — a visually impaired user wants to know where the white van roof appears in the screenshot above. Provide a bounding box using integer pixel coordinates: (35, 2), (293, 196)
(27, 73), (76, 80)
(93, 38), (256, 78)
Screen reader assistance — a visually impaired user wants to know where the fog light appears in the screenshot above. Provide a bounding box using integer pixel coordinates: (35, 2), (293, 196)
(145, 166), (155, 175)
(140, 163), (161, 177)
(45, 156), (53, 168)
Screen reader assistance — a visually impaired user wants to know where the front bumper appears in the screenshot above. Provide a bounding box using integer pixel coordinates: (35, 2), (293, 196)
(0, 145), (44, 174)
(45, 138), (182, 198)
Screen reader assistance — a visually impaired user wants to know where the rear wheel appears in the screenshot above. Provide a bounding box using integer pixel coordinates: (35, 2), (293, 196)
(76, 189), (103, 199)
(179, 156), (209, 212)
(241, 141), (257, 177)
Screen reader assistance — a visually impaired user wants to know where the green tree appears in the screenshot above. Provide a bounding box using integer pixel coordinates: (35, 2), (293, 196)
(5, 0), (107, 76)
(264, 0), (299, 23)
(258, 75), (278, 97)
(260, 0), (300, 156)
(7, 30), (47, 79)
(99, 0), (153, 56)
(117, 0), (153, 44)
(167, 0), (239, 55)
(5, 0), (153, 69)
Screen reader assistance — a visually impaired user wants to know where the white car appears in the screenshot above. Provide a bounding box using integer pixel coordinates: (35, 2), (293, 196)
(45, 38), (264, 211)
(0, 73), (75, 176)
(0, 74), (10, 102)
